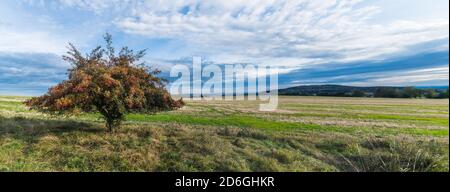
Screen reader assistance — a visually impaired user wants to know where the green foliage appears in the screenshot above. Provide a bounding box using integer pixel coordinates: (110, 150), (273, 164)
(422, 89), (438, 99)
(374, 87), (449, 99)
(25, 34), (184, 132)
(439, 89), (450, 98)
(374, 87), (402, 98)
(351, 90), (366, 97)
(402, 87), (421, 98)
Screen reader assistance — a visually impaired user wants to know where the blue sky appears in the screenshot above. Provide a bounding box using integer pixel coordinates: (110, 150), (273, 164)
(0, 0), (448, 95)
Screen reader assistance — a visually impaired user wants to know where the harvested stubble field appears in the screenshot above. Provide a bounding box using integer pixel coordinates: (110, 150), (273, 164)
(0, 96), (448, 172)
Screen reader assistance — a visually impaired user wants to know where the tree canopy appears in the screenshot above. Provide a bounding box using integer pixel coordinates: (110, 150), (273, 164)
(25, 34), (184, 132)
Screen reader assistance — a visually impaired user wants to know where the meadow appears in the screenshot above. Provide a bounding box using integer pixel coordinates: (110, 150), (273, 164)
(0, 96), (448, 172)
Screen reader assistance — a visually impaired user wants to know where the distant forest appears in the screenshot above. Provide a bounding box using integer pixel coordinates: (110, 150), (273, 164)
(278, 85), (449, 99)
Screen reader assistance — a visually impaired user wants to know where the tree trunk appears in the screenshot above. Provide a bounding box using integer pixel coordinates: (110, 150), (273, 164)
(106, 120), (113, 133)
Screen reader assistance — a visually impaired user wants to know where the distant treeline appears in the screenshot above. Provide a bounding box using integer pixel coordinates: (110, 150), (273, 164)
(371, 87), (449, 99)
(278, 85), (449, 99)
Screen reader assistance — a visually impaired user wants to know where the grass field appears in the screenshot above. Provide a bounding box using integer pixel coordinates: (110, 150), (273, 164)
(0, 96), (448, 172)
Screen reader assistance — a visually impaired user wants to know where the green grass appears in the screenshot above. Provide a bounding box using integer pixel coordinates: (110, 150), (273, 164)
(125, 113), (448, 137)
(0, 96), (448, 172)
(290, 112), (448, 126)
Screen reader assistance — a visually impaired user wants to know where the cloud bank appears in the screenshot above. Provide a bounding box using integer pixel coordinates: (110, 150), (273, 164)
(0, 0), (448, 95)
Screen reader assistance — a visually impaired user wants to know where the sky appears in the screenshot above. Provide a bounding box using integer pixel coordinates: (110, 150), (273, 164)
(0, 0), (449, 96)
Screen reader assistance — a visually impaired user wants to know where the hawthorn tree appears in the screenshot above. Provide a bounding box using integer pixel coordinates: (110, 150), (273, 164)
(25, 34), (184, 132)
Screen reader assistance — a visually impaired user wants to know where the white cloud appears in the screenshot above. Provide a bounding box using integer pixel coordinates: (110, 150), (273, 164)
(0, 30), (67, 54)
(15, 0), (449, 69)
(307, 66), (450, 87)
(112, 0), (448, 69)
(21, 0), (135, 13)
(369, 67), (449, 85)
(1, 0), (114, 54)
